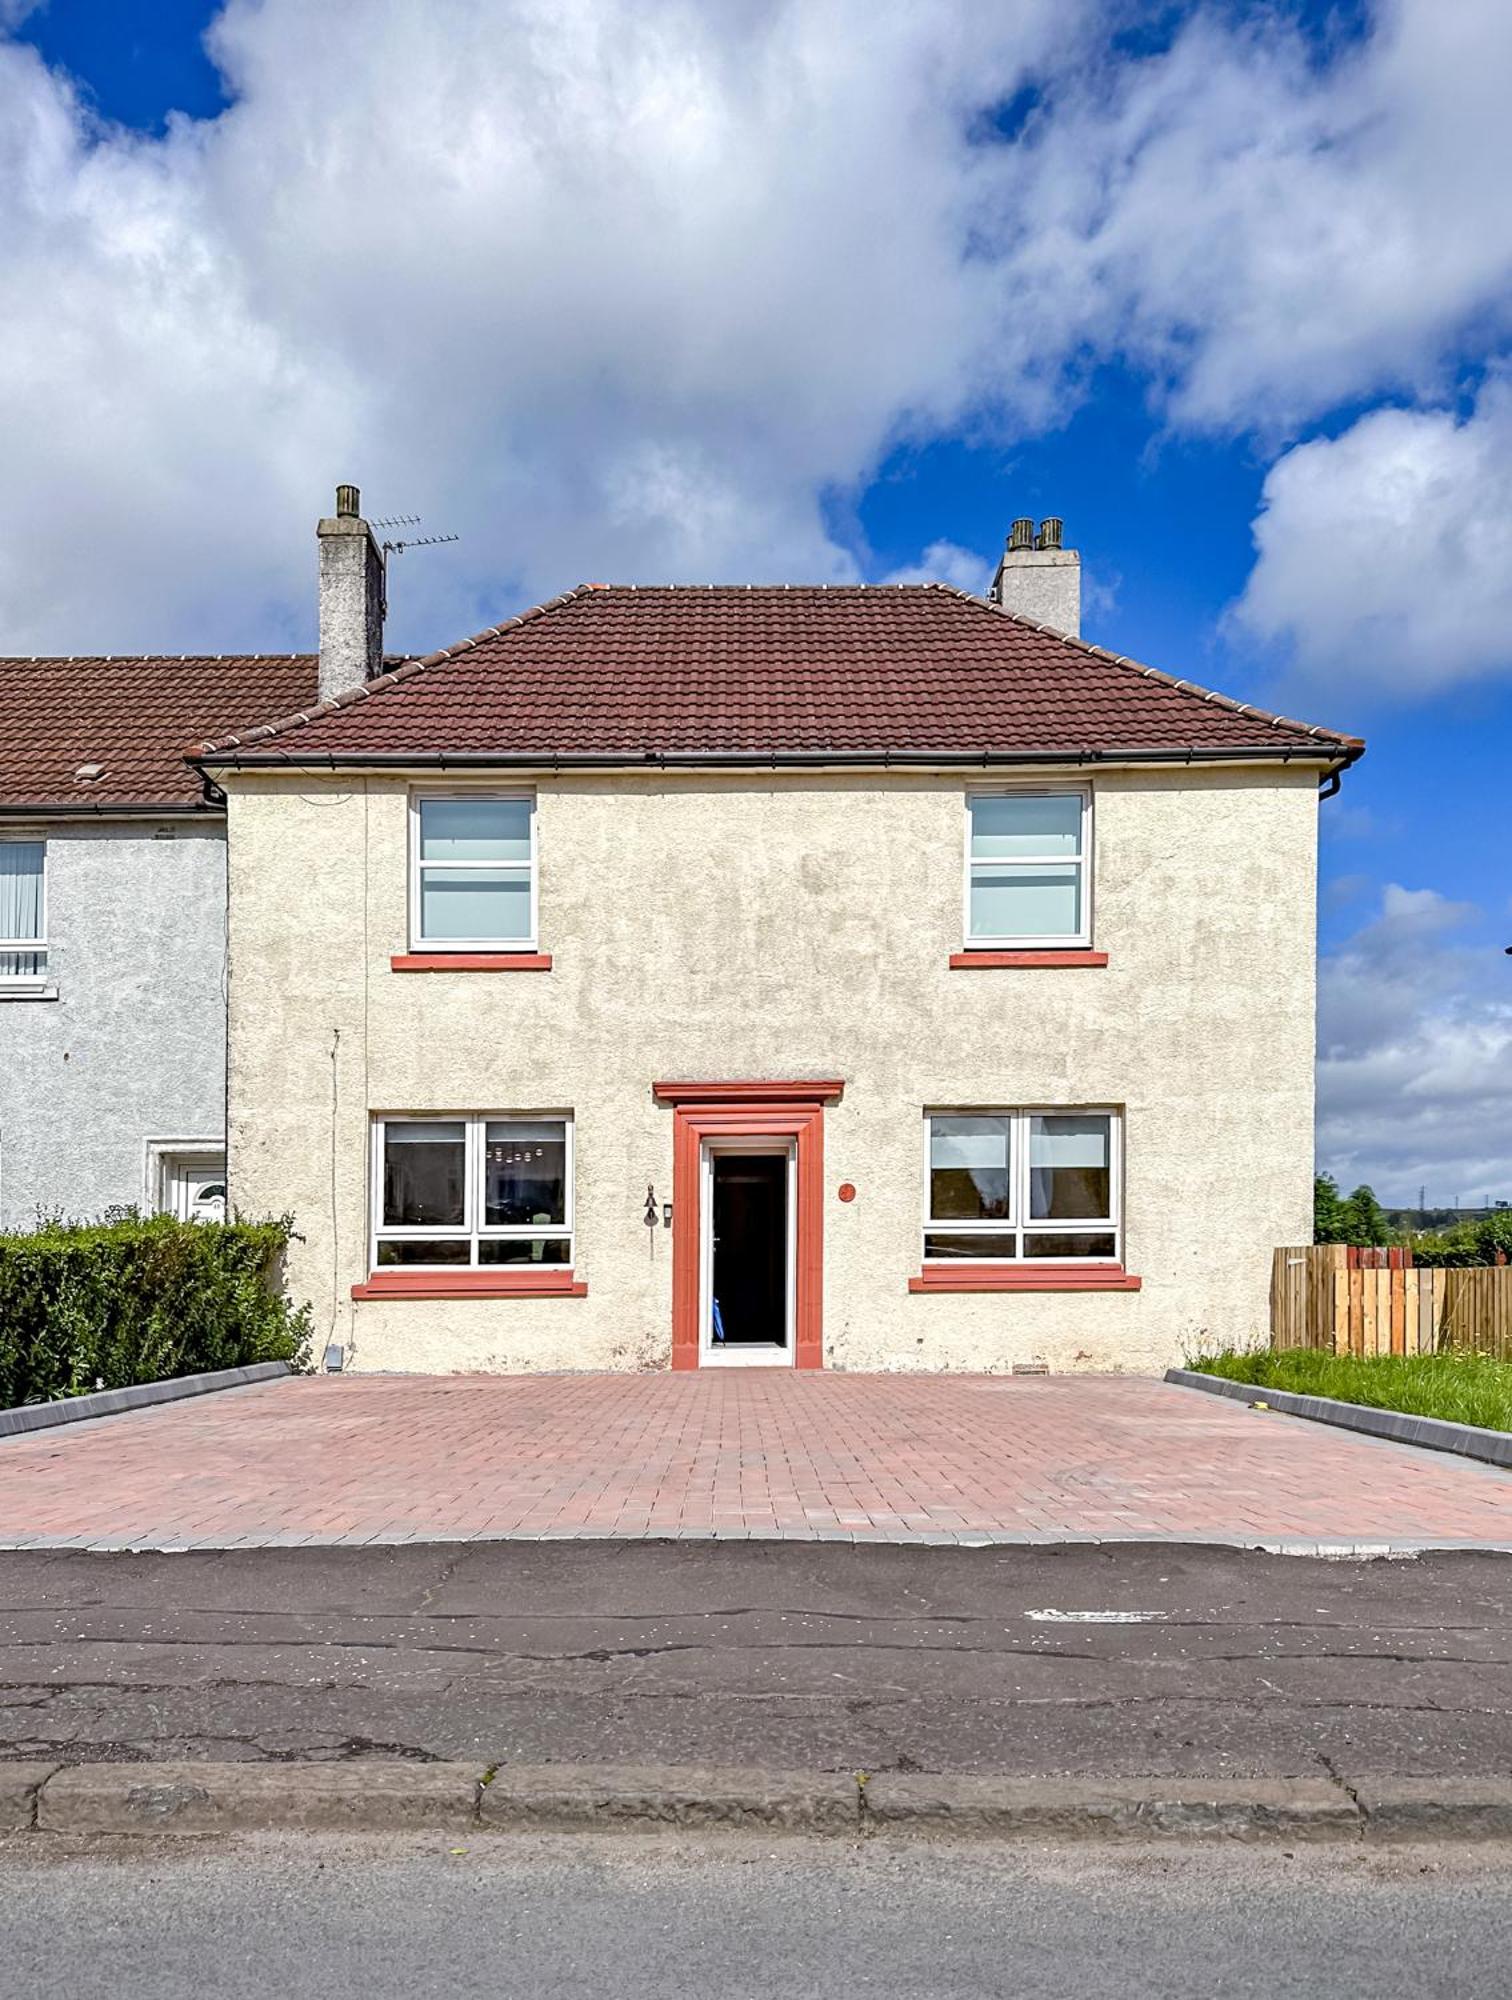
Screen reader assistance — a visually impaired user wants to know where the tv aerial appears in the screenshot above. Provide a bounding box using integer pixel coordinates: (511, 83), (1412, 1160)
(372, 513), (460, 559)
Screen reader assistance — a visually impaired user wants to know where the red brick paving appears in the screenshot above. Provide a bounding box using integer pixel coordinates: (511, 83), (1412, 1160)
(0, 1372), (1510, 1551)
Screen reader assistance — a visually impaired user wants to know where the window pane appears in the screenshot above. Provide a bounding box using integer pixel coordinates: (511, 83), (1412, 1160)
(382, 1121), (466, 1227)
(925, 1232), (1019, 1261)
(419, 797), (530, 863)
(1029, 1115), (1112, 1220)
(419, 869), (531, 942)
(0, 843), (43, 942)
(1024, 1231), (1118, 1260)
(969, 863), (1081, 939)
(484, 1120), (567, 1227)
(0, 951), (45, 979)
(478, 1237), (571, 1265)
(376, 1238), (472, 1266)
(928, 1116), (1012, 1221)
(970, 794), (1081, 858)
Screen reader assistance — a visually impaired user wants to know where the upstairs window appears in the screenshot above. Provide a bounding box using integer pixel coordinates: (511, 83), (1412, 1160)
(924, 1109), (1120, 1263)
(965, 790), (1089, 948)
(0, 841), (46, 983)
(372, 1114), (573, 1269)
(411, 795), (535, 950)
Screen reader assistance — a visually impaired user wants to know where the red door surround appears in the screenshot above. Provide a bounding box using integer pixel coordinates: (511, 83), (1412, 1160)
(652, 1081), (841, 1372)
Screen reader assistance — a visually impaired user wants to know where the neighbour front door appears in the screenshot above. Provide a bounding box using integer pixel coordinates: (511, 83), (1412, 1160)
(159, 1152), (228, 1223)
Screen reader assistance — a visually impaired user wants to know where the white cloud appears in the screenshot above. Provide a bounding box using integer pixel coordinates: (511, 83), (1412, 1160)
(1233, 378), (1512, 696)
(0, 0), (1083, 653)
(1317, 884), (1512, 1203)
(999, 0), (1512, 435)
(2, 0), (1512, 656)
(879, 540), (989, 594)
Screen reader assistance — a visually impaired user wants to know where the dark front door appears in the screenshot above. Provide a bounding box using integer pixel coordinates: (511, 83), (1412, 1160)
(711, 1153), (788, 1346)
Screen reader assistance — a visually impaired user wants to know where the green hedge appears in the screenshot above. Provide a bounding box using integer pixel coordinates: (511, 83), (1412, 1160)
(0, 1213), (311, 1409)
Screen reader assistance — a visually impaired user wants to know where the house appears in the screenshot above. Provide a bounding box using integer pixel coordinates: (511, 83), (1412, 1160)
(0, 651), (316, 1226)
(192, 492), (1362, 1375)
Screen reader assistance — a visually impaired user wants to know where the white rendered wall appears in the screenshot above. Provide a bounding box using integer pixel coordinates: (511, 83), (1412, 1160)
(0, 822), (226, 1228)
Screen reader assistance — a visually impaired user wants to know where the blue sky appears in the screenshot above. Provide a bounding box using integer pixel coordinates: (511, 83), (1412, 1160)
(3, 0), (1510, 1202)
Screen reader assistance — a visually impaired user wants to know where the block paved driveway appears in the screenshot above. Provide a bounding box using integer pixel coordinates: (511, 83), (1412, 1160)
(2, 1371), (1511, 1552)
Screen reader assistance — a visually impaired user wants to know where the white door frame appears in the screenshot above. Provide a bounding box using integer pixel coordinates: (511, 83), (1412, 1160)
(698, 1136), (797, 1368)
(144, 1139), (228, 1221)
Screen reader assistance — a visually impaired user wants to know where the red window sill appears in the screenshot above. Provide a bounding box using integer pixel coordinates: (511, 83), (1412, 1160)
(390, 952), (553, 972)
(352, 1270), (586, 1300)
(949, 950), (1108, 969)
(909, 1263), (1141, 1293)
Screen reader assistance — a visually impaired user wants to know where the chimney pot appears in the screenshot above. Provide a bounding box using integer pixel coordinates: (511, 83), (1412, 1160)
(335, 483), (361, 519)
(988, 512), (1081, 636)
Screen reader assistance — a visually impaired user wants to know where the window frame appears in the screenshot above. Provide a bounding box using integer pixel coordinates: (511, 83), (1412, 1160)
(961, 785), (1092, 951)
(369, 1112), (574, 1271)
(408, 791), (538, 953)
(0, 838), (48, 986)
(921, 1106), (1122, 1265)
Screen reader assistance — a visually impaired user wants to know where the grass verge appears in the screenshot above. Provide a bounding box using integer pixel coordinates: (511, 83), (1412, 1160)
(1185, 1347), (1512, 1433)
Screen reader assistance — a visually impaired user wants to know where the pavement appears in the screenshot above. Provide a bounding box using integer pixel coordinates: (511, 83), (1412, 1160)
(2, 1370), (1512, 1551)
(1, 1540), (1509, 1779)
(2, 1832), (1510, 1997)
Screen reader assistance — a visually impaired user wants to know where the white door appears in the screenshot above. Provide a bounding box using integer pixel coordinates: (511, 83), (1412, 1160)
(699, 1138), (797, 1368)
(160, 1152), (228, 1223)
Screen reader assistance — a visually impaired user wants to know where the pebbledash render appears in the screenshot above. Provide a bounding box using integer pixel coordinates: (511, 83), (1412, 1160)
(0, 651), (314, 1228)
(194, 497), (1362, 1376)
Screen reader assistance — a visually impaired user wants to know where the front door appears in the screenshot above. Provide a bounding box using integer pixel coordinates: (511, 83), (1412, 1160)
(700, 1142), (796, 1366)
(159, 1151), (228, 1223)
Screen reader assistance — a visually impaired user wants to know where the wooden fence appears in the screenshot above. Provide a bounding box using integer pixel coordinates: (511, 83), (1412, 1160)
(1271, 1245), (1512, 1358)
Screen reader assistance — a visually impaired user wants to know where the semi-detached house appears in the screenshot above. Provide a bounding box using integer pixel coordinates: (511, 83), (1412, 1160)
(0, 651), (313, 1227)
(192, 492), (1362, 1376)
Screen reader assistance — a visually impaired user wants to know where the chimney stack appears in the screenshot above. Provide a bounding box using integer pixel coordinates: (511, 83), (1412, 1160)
(317, 484), (385, 702)
(989, 515), (1080, 636)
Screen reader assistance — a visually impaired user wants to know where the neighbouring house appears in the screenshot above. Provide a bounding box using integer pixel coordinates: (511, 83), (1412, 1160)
(0, 651), (316, 1227)
(192, 496), (1362, 1375)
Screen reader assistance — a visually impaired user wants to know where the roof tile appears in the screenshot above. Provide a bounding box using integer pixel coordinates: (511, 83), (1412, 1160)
(194, 586), (1359, 766)
(1, 655), (315, 810)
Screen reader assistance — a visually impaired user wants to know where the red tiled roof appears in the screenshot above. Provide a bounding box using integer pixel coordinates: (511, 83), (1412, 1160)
(0, 654), (316, 811)
(193, 586), (1361, 769)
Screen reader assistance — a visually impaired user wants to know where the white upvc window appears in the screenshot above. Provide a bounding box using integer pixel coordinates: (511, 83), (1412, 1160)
(409, 794), (536, 950)
(371, 1113), (573, 1270)
(0, 841), (47, 984)
(923, 1108), (1121, 1263)
(964, 788), (1091, 948)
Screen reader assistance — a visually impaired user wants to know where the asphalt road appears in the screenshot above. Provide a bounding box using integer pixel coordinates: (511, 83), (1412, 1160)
(2, 1831), (1510, 1997)
(1, 1540), (1509, 1780)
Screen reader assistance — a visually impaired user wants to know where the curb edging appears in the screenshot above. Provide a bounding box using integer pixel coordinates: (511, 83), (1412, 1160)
(12, 1761), (1512, 1844)
(0, 1362), (293, 1441)
(1165, 1368), (1512, 1471)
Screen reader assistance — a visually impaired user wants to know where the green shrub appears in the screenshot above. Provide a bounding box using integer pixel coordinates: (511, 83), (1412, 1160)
(0, 1212), (311, 1409)
(1412, 1211), (1512, 1267)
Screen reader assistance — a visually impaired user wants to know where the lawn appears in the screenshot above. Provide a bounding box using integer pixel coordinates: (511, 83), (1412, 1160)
(1187, 1347), (1512, 1434)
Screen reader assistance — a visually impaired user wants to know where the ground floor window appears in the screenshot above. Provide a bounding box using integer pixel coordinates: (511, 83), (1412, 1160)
(924, 1108), (1121, 1262)
(371, 1114), (573, 1268)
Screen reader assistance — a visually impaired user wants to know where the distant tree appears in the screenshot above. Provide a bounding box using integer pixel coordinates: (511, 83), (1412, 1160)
(1340, 1184), (1391, 1247)
(1313, 1173), (1347, 1243)
(1475, 1209), (1512, 1264)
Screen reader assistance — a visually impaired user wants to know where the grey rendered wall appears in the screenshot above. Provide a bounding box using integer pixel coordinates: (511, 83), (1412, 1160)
(0, 822), (227, 1228)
